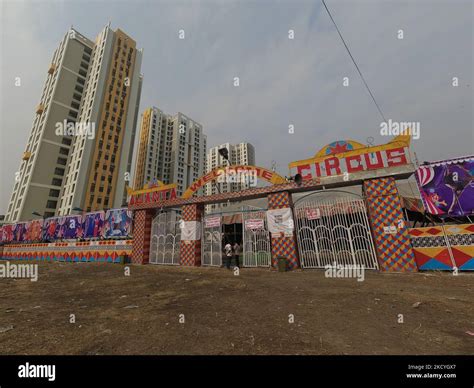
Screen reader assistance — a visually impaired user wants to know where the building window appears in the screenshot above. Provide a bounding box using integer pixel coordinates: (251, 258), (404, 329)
(46, 200), (57, 209)
(51, 178), (62, 186)
(49, 189), (60, 197)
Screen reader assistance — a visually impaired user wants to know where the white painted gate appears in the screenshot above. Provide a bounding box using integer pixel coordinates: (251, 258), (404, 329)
(242, 209), (271, 267)
(202, 215), (222, 266)
(150, 210), (181, 265)
(294, 191), (378, 269)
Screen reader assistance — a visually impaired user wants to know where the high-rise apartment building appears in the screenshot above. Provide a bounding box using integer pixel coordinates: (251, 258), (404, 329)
(133, 107), (206, 197)
(57, 24), (143, 214)
(5, 29), (95, 222)
(205, 142), (255, 211)
(5, 24), (143, 221)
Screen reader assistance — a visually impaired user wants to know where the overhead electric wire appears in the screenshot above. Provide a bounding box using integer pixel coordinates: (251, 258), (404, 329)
(321, 0), (387, 123)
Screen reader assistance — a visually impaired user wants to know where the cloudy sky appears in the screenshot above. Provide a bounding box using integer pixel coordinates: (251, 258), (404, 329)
(0, 0), (472, 213)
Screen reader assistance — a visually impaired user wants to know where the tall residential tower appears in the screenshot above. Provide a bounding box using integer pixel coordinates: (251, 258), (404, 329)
(205, 142), (255, 211)
(133, 107), (206, 197)
(5, 29), (95, 222)
(57, 24), (143, 214)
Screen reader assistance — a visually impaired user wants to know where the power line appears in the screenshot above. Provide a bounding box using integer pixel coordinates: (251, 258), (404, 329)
(321, 0), (387, 123)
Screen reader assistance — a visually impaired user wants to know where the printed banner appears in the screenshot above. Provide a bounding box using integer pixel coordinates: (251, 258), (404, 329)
(266, 208), (294, 234)
(42, 217), (61, 241)
(305, 208), (321, 220)
(102, 208), (133, 238)
(12, 223), (27, 242)
(57, 215), (84, 240)
(204, 215), (221, 228)
(24, 219), (44, 242)
(83, 211), (105, 239)
(416, 156), (474, 217)
(2, 224), (14, 243)
(244, 219), (265, 230)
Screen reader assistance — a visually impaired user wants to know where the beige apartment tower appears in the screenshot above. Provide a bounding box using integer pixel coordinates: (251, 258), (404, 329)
(5, 24), (143, 221)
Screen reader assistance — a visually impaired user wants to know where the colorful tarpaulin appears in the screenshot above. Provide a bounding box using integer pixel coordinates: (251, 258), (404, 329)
(416, 156), (474, 217)
(102, 208), (133, 238)
(24, 219), (44, 242)
(83, 211), (105, 239)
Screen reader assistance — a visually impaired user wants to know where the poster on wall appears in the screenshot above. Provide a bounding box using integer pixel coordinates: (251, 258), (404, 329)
(24, 219), (44, 242)
(83, 211), (105, 239)
(12, 223), (27, 242)
(416, 156), (474, 217)
(102, 208), (133, 238)
(57, 215), (84, 240)
(43, 217), (59, 241)
(2, 224), (14, 243)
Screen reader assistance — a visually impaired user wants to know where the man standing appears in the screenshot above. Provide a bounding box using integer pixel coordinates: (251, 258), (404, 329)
(224, 241), (233, 269)
(233, 242), (241, 268)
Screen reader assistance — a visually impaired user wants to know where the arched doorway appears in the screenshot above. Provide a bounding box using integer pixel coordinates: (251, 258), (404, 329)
(293, 190), (378, 269)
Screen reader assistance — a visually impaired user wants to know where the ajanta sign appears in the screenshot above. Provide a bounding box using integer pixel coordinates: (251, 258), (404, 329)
(289, 134), (411, 180)
(127, 183), (177, 206)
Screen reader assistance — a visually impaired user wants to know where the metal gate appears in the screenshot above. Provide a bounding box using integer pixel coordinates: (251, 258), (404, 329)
(150, 210), (181, 265)
(294, 190), (378, 269)
(242, 209), (271, 267)
(202, 215), (222, 266)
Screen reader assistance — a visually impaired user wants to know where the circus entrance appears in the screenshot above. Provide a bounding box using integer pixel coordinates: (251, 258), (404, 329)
(294, 190), (378, 270)
(201, 207), (271, 268)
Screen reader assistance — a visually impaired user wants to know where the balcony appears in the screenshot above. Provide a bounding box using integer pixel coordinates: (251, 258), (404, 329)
(36, 104), (45, 114)
(48, 63), (57, 74)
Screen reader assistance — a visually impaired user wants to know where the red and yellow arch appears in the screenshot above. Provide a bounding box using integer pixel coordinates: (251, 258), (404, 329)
(182, 165), (286, 199)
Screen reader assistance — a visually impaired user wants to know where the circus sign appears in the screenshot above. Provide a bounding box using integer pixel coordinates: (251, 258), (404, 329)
(289, 135), (412, 182)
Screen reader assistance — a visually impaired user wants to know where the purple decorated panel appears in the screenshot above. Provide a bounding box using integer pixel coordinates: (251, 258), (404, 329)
(416, 156), (474, 217)
(83, 211), (105, 239)
(102, 208), (133, 238)
(12, 223), (27, 242)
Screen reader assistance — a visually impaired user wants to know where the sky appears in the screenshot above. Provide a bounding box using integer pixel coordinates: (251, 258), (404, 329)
(0, 0), (472, 213)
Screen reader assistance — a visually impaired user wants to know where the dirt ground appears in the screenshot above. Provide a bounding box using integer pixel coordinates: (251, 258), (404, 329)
(0, 260), (473, 355)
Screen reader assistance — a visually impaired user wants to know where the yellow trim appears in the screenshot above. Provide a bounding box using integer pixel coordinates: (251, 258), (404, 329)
(127, 183), (177, 197)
